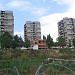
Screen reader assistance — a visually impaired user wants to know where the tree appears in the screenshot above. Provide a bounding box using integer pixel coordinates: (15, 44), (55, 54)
(24, 38), (31, 48)
(0, 32), (24, 49)
(43, 35), (46, 40)
(72, 38), (75, 47)
(18, 36), (24, 47)
(57, 37), (66, 47)
(11, 35), (24, 48)
(54, 42), (59, 47)
(11, 35), (19, 48)
(46, 34), (54, 48)
(0, 32), (12, 49)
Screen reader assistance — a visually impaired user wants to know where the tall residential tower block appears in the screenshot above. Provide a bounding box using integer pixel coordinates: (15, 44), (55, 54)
(24, 21), (41, 41)
(58, 17), (75, 45)
(0, 10), (14, 36)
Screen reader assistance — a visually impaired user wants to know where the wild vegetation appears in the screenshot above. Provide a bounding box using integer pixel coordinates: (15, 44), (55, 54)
(0, 32), (75, 75)
(0, 48), (75, 75)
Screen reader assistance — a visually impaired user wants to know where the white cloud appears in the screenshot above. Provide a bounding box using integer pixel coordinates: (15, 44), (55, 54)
(7, 0), (32, 10)
(7, 0), (47, 16)
(39, 0), (75, 41)
(40, 13), (65, 41)
(52, 0), (73, 5)
(31, 7), (48, 17)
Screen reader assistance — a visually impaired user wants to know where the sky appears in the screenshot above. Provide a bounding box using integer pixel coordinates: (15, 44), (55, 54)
(0, 0), (75, 41)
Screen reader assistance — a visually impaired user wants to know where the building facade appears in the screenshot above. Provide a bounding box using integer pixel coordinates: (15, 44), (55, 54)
(32, 39), (47, 49)
(58, 17), (75, 46)
(0, 10), (14, 36)
(24, 21), (41, 41)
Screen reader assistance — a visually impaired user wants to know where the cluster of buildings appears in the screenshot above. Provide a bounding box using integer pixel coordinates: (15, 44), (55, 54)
(0, 10), (75, 48)
(24, 17), (75, 48)
(0, 10), (46, 49)
(24, 21), (46, 49)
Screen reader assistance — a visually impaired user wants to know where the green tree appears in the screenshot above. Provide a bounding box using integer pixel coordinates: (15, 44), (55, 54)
(24, 38), (31, 48)
(54, 42), (59, 47)
(0, 32), (12, 49)
(72, 38), (75, 47)
(43, 35), (46, 40)
(11, 35), (19, 48)
(57, 37), (66, 47)
(18, 36), (24, 47)
(11, 35), (24, 48)
(46, 34), (54, 48)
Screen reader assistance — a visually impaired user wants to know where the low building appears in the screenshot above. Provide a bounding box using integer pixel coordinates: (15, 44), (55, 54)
(33, 44), (38, 50)
(32, 39), (47, 49)
(38, 40), (47, 49)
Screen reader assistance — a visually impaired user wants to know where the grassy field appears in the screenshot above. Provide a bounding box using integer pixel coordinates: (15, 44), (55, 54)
(0, 48), (75, 75)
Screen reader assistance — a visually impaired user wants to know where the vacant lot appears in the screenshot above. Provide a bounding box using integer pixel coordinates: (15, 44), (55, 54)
(0, 48), (75, 75)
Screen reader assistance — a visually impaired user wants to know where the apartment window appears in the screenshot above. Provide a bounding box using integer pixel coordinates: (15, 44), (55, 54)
(1, 14), (4, 17)
(1, 11), (5, 13)
(33, 22), (35, 24)
(38, 40), (41, 43)
(70, 26), (72, 28)
(39, 45), (41, 47)
(1, 21), (4, 23)
(35, 42), (37, 44)
(1, 15), (4, 17)
(6, 13), (7, 15)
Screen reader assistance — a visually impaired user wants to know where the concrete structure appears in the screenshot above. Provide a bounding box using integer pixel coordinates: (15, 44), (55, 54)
(0, 10), (14, 36)
(24, 21), (41, 41)
(58, 17), (75, 46)
(38, 40), (47, 49)
(32, 39), (47, 49)
(33, 44), (38, 50)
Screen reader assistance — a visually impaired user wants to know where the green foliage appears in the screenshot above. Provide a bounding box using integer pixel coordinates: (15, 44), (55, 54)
(72, 38), (75, 47)
(54, 42), (59, 47)
(59, 48), (75, 59)
(0, 50), (3, 59)
(11, 35), (24, 49)
(43, 35), (46, 40)
(0, 58), (74, 75)
(0, 58), (43, 75)
(24, 38), (31, 48)
(18, 36), (24, 47)
(57, 37), (66, 47)
(0, 48), (75, 75)
(46, 34), (54, 48)
(11, 35), (20, 48)
(11, 49), (23, 58)
(0, 32), (12, 49)
(0, 32), (24, 49)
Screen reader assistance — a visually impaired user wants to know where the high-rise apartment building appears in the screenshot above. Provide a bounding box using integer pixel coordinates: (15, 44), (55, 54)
(24, 21), (41, 41)
(58, 17), (75, 45)
(0, 10), (14, 36)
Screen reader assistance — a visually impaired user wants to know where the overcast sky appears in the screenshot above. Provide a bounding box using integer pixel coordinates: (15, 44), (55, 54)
(0, 0), (75, 41)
